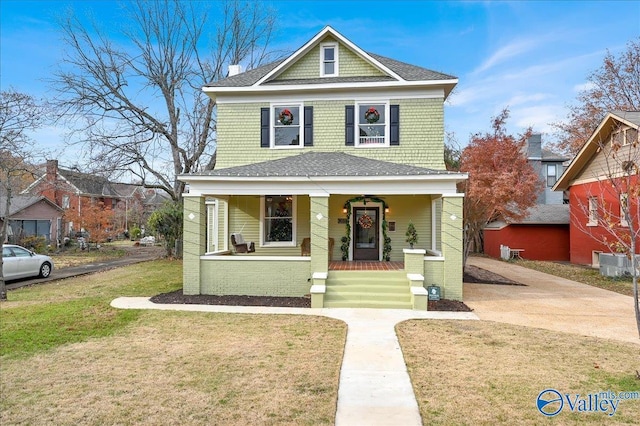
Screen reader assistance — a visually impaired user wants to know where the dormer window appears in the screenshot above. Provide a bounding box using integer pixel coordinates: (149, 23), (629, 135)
(321, 43), (338, 77)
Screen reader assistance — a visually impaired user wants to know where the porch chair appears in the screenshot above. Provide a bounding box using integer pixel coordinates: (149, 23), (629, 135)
(231, 233), (255, 253)
(301, 237), (335, 260)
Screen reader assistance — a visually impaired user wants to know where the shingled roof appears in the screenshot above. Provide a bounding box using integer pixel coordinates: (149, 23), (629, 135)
(205, 26), (456, 89)
(193, 152), (458, 178)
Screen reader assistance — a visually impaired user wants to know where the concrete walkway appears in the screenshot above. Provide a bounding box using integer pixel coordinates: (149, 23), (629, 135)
(465, 257), (639, 344)
(111, 297), (478, 426)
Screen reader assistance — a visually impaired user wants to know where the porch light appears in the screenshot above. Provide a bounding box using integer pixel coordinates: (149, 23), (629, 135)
(342, 208), (347, 214)
(385, 207), (390, 213)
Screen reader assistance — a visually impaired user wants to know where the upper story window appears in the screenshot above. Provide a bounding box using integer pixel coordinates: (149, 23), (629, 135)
(546, 164), (557, 187)
(356, 103), (387, 147)
(612, 127), (639, 147)
(273, 105), (302, 148)
(62, 195), (70, 209)
(320, 43), (338, 77)
(620, 194), (629, 227)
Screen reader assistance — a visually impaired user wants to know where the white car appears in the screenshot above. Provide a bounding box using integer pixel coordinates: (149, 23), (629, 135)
(2, 245), (54, 280)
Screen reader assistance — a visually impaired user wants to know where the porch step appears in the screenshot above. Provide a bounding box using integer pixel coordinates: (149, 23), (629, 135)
(324, 271), (412, 309)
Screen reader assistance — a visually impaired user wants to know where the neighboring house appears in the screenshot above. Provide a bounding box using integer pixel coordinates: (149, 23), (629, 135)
(553, 111), (639, 266)
(1, 195), (63, 245)
(178, 26), (467, 310)
(22, 160), (169, 237)
(484, 134), (571, 261)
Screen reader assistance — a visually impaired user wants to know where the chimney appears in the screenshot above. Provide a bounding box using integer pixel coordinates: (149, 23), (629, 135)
(228, 64), (243, 77)
(46, 159), (58, 182)
(526, 134), (542, 160)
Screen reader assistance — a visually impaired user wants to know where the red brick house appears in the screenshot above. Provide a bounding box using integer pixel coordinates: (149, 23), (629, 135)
(22, 160), (170, 237)
(553, 111), (639, 266)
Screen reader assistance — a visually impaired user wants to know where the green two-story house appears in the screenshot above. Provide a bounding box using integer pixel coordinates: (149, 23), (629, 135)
(179, 26), (467, 309)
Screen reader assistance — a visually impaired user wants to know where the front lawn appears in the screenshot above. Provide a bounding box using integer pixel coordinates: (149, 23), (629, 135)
(398, 320), (640, 425)
(0, 260), (346, 425)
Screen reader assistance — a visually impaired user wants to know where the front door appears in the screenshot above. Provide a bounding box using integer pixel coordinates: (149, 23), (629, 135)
(353, 207), (379, 260)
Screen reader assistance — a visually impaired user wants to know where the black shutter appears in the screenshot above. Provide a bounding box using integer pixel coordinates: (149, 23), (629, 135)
(345, 105), (354, 146)
(304, 106), (313, 147)
(260, 107), (270, 148)
(390, 104), (400, 146)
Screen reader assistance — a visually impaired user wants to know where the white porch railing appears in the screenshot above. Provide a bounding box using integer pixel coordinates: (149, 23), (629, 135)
(358, 136), (385, 145)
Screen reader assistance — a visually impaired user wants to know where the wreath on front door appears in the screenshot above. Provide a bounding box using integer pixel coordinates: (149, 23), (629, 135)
(279, 108), (294, 125)
(358, 213), (373, 229)
(364, 107), (380, 123)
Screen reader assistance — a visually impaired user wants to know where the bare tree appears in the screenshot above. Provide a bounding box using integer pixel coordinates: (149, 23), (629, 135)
(0, 89), (47, 300)
(553, 38), (640, 155)
(570, 121), (639, 336)
(51, 0), (278, 200)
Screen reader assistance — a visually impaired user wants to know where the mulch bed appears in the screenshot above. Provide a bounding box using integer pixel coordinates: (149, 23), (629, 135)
(463, 265), (525, 286)
(149, 266), (519, 312)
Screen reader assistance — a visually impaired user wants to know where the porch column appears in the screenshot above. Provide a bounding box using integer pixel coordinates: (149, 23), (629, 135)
(309, 194), (330, 274)
(441, 195), (464, 300)
(183, 194), (206, 295)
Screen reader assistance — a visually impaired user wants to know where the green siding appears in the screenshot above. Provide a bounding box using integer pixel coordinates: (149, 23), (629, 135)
(227, 195), (310, 256)
(200, 258), (311, 297)
(441, 196), (463, 301)
(276, 36), (384, 81)
(215, 98), (445, 170)
(183, 196), (206, 295)
(423, 259), (444, 288)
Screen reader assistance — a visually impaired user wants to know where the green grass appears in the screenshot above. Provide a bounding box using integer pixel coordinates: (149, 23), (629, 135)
(0, 259), (182, 359)
(515, 259), (635, 296)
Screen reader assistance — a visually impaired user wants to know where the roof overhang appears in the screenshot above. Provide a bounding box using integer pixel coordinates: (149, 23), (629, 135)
(203, 79), (458, 101)
(179, 173), (467, 197)
(553, 112), (639, 191)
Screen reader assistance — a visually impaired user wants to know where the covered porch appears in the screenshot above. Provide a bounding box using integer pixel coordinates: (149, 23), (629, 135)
(179, 152), (466, 309)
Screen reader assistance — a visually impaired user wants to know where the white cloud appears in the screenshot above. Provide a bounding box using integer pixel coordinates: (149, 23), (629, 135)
(573, 81), (596, 92)
(472, 37), (541, 75)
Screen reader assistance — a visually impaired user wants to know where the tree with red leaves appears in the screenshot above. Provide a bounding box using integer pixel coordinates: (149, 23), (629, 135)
(460, 109), (543, 265)
(64, 200), (117, 245)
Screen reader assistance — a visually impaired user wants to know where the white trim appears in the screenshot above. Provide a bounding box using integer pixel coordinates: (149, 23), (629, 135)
(355, 101), (389, 148)
(431, 198), (437, 253)
(403, 248), (426, 255)
(312, 272), (328, 280)
(215, 89), (446, 104)
(200, 255), (311, 261)
(270, 102), (305, 149)
(260, 195), (297, 247)
(424, 255), (445, 261)
(205, 80), (457, 99)
(183, 178), (465, 197)
(223, 199), (229, 251)
(320, 42), (338, 77)
(205, 200), (218, 253)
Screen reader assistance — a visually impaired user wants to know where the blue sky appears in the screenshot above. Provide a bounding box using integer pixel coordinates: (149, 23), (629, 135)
(1, 0), (639, 157)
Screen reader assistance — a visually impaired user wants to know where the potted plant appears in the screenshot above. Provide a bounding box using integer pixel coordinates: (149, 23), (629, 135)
(405, 222), (418, 249)
(340, 236), (349, 261)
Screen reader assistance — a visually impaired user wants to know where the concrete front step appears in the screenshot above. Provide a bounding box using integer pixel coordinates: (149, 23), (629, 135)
(325, 270), (413, 309)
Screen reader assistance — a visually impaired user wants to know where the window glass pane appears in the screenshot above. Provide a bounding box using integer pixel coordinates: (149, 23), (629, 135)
(264, 196), (293, 242)
(275, 127), (300, 146)
(13, 247), (31, 257)
(324, 62), (335, 75)
(324, 47), (334, 61)
(23, 220), (36, 236)
(274, 106), (300, 146)
(626, 128), (638, 145)
(358, 104), (385, 125)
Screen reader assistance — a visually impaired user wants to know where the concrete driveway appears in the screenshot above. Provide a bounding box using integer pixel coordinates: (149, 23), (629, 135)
(464, 257), (639, 345)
